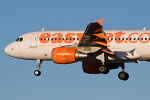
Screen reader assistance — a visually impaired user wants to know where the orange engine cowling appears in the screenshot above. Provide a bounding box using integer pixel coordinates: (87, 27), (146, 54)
(52, 47), (88, 64)
(82, 61), (102, 74)
(52, 47), (77, 64)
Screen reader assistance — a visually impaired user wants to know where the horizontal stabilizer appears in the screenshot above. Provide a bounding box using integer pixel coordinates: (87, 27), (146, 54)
(113, 49), (140, 60)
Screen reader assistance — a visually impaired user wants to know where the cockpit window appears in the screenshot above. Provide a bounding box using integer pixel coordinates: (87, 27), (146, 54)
(20, 38), (23, 41)
(16, 37), (23, 42)
(16, 38), (20, 41)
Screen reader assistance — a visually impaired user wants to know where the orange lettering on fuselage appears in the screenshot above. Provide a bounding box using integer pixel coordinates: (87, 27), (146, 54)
(106, 33), (113, 43)
(139, 33), (150, 43)
(128, 33), (138, 43)
(39, 32), (150, 45)
(114, 31), (125, 43)
(64, 33), (75, 43)
(39, 33), (51, 44)
(51, 33), (63, 43)
(76, 33), (83, 41)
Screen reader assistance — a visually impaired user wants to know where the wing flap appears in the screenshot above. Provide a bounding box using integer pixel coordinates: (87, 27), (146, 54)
(102, 49), (114, 55)
(93, 34), (107, 40)
(90, 41), (110, 47)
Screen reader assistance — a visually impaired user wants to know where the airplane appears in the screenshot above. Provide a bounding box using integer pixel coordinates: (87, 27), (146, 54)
(4, 18), (150, 81)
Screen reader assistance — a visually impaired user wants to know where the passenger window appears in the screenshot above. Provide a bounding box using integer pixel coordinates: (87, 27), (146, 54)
(66, 38), (68, 40)
(122, 38), (124, 40)
(77, 38), (79, 40)
(145, 38), (147, 40)
(73, 38), (75, 40)
(70, 38), (71, 40)
(126, 38), (128, 40)
(111, 38), (113, 40)
(134, 38), (136, 40)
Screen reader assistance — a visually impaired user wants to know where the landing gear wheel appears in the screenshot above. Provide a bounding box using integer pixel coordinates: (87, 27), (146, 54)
(34, 70), (41, 76)
(99, 65), (109, 74)
(118, 71), (129, 81)
(34, 59), (43, 76)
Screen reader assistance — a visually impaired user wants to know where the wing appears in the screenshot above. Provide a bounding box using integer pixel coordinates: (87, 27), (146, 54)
(78, 18), (114, 55)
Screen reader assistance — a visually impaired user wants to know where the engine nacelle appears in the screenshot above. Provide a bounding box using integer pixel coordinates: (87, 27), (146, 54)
(82, 61), (102, 74)
(52, 47), (88, 64)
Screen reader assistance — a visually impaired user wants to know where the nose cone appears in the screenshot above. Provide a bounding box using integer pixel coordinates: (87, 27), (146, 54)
(4, 44), (12, 56)
(4, 42), (16, 57)
(4, 42), (21, 58)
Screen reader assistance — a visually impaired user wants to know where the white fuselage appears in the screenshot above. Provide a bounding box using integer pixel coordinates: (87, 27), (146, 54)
(4, 30), (150, 62)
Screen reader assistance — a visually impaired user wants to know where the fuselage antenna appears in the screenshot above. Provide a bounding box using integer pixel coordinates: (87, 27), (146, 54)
(143, 27), (146, 30)
(42, 28), (44, 31)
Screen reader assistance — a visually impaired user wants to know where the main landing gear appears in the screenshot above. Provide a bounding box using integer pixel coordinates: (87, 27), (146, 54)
(99, 65), (109, 74)
(99, 63), (129, 81)
(118, 63), (129, 81)
(118, 71), (129, 81)
(34, 59), (43, 76)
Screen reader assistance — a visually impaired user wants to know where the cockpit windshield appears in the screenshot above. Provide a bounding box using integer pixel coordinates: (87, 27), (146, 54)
(16, 37), (23, 42)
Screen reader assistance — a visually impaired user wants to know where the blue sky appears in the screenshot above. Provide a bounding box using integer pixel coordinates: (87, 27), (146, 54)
(1, 0), (150, 100)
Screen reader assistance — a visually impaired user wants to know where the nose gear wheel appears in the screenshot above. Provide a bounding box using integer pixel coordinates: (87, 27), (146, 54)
(34, 70), (41, 76)
(34, 59), (43, 76)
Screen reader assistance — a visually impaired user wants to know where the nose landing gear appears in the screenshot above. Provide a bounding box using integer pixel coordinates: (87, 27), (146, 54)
(34, 70), (41, 76)
(34, 59), (43, 76)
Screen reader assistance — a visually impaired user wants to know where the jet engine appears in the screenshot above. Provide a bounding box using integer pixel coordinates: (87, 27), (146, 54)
(52, 47), (88, 64)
